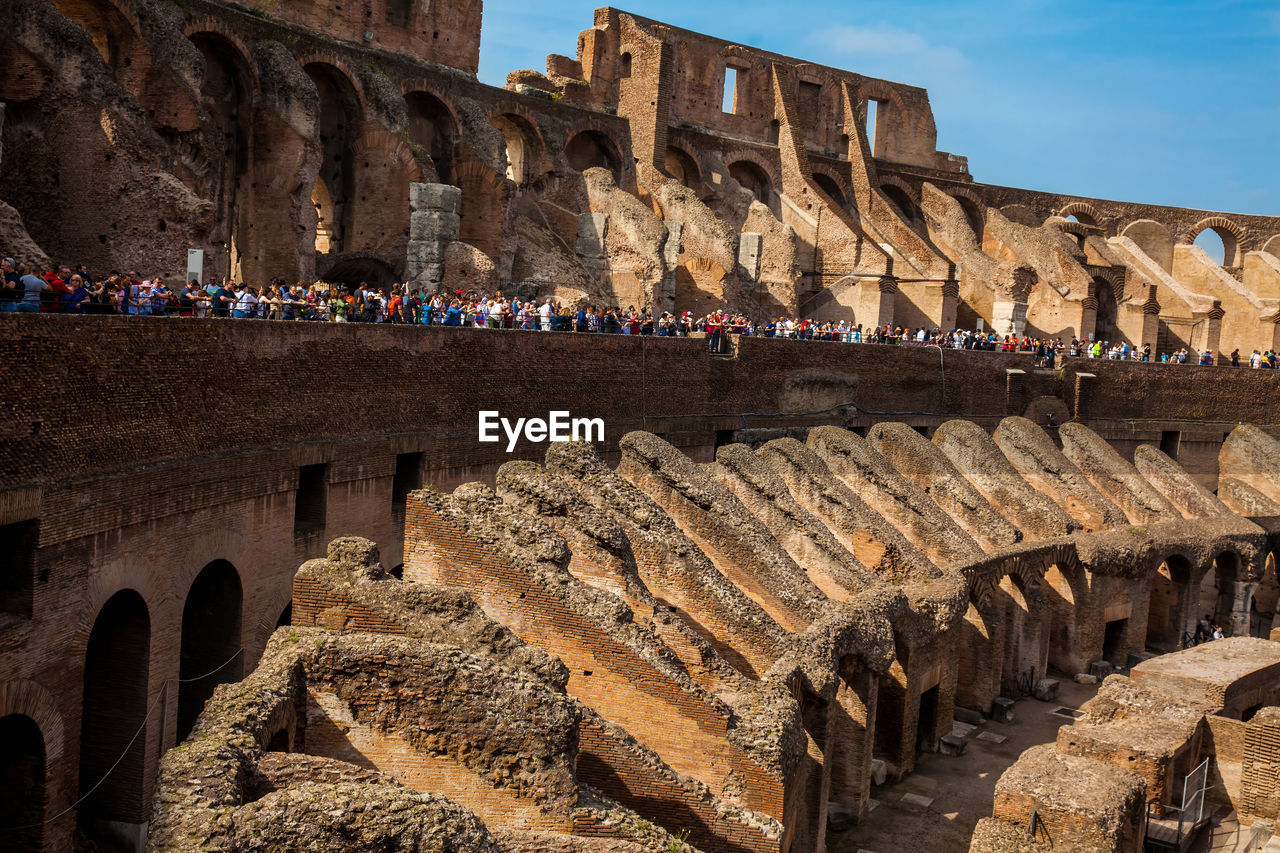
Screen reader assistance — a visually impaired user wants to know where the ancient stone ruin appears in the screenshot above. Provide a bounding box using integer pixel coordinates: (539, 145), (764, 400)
(137, 421), (1279, 852)
(4, 2), (1280, 852)
(1, 0), (1279, 355)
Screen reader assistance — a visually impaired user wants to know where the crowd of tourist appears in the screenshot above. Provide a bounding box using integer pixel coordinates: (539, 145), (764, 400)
(4, 259), (1279, 369)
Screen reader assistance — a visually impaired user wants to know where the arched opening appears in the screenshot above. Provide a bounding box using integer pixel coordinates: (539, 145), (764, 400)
(317, 255), (398, 289)
(78, 590), (151, 838)
(1000, 574), (1042, 692)
(305, 63), (361, 255)
(813, 173), (846, 207)
(1251, 551), (1278, 637)
(955, 600), (997, 713)
(189, 32), (253, 280)
(1147, 555), (1192, 650)
(1196, 551), (1239, 635)
(50, 0), (142, 92)
(491, 114), (535, 186)
(1043, 563), (1082, 672)
(792, 685), (831, 853)
(311, 178), (335, 254)
(873, 658), (907, 772)
(0, 713), (45, 851)
(406, 91), (458, 185)
(1122, 219), (1175, 273)
(1092, 276), (1119, 342)
(664, 146), (700, 189)
(882, 184), (920, 225)
(177, 561), (243, 742)
(565, 130), (621, 182)
(955, 196), (985, 242)
(1193, 228), (1229, 266)
(727, 160), (771, 205)
(1065, 212), (1097, 227)
(618, 52), (632, 78)
(829, 657), (875, 817)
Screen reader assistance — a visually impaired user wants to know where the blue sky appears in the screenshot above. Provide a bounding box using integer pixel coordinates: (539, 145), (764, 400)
(478, 0), (1279, 217)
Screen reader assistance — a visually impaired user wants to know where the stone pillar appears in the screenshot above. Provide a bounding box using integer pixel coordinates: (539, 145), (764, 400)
(939, 277), (959, 332)
(874, 275), (897, 328)
(577, 212), (609, 281)
(991, 299), (1029, 336)
(1230, 580), (1255, 637)
(657, 220), (682, 314)
(405, 182), (461, 290)
(737, 232), (762, 288)
(1192, 301), (1224, 361)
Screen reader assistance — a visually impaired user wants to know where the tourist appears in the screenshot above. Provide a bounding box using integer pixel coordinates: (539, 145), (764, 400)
(17, 263), (47, 313)
(0, 257), (19, 311)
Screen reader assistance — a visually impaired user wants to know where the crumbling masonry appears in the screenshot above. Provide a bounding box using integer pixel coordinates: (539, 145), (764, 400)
(2, 1), (1280, 357)
(146, 420), (1280, 852)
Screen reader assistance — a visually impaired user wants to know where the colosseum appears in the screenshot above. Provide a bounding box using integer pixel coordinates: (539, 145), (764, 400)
(2, 1), (1280, 852)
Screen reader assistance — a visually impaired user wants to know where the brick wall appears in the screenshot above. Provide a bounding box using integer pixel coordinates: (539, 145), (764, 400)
(576, 713), (779, 853)
(4, 316), (1280, 842)
(1239, 713), (1280, 822)
(402, 497), (783, 817)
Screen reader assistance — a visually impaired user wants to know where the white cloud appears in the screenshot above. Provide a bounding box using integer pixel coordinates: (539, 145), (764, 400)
(810, 23), (969, 73)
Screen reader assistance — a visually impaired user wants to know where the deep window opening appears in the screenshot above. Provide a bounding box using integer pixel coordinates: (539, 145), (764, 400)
(294, 463), (329, 538)
(392, 452), (424, 515)
(866, 98), (882, 157)
(1159, 430), (1180, 460)
(0, 519), (38, 619)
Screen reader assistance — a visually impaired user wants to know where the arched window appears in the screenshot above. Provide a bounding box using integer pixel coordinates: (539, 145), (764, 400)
(79, 590), (150, 838)
(177, 561), (244, 741)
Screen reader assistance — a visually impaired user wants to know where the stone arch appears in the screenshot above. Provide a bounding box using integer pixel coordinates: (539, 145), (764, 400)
(664, 145), (701, 190)
(1188, 216), (1247, 268)
(1147, 552), (1194, 649)
(1195, 550), (1239, 633)
(727, 159), (773, 205)
(78, 589), (151, 837)
(50, 0), (145, 90)
(304, 61), (364, 255)
(565, 129), (622, 181)
(1056, 201), (1102, 227)
(1263, 234), (1280, 257)
(0, 679), (66, 766)
(999, 203), (1039, 227)
(949, 190), (986, 241)
(491, 113), (541, 186)
(810, 165), (848, 207)
(188, 28), (257, 279)
(789, 678), (832, 852)
(881, 182), (921, 225)
(453, 156), (508, 261)
(1121, 219), (1174, 272)
(1043, 560), (1086, 672)
(317, 252), (399, 287)
(405, 89), (460, 185)
(253, 585), (297, 663)
(1091, 276), (1121, 342)
(0, 713), (45, 851)
(999, 570), (1046, 691)
(1251, 550), (1278, 637)
(955, 597), (999, 714)
(177, 560), (244, 742)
